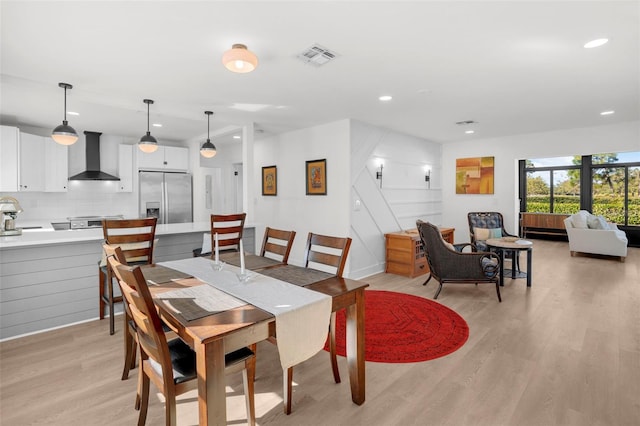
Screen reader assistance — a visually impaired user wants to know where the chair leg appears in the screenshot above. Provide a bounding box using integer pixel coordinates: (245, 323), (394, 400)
(165, 391), (177, 426)
(422, 274), (432, 286)
(496, 282), (502, 303)
(135, 360), (143, 410)
(122, 315), (137, 380)
(284, 367), (293, 415)
(243, 355), (256, 426)
(329, 311), (341, 384)
(106, 267), (115, 335)
(137, 370), (150, 426)
(99, 267), (105, 320)
(433, 283), (443, 299)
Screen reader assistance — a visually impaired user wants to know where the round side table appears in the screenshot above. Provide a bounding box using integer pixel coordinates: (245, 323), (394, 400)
(486, 238), (533, 287)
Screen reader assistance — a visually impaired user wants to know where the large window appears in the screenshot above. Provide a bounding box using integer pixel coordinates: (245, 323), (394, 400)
(524, 157), (581, 214)
(521, 151), (640, 226)
(591, 152), (640, 226)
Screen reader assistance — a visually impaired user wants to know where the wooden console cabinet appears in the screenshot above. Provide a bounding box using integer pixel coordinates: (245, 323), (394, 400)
(385, 228), (454, 278)
(520, 212), (570, 238)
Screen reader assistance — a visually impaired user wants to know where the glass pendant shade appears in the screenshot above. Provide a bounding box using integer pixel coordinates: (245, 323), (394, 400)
(52, 121), (78, 145)
(138, 99), (158, 153)
(222, 44), (258, 73)
(200, 139), (217, 158)
(200, 110), (217, 158)
(51, 83), (78, 145)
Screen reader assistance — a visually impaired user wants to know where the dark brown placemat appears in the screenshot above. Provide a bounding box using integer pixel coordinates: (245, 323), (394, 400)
(219, 253), (283, 270)
(141, 265), (192, 285)
(258, 265), (334, 286)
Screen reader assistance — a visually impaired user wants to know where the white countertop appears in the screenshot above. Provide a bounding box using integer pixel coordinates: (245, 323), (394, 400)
(0, 221), (214, 249)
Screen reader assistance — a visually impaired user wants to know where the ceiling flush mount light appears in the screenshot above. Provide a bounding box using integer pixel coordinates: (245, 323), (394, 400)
(200, 111), (217, 158)
(139, 99), (158, 153)
(600, 110), (615, 116)
(51, 82), (79, 146)
(379, 95), (393, 102)
(222, 44), (258, 73)
(584, 38), (608, 49)
(465, 130), (475, 134)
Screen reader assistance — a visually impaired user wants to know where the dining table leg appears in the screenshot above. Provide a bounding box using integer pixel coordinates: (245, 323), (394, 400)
(196, 339), (226, 426)
(345, 287), (366, 405)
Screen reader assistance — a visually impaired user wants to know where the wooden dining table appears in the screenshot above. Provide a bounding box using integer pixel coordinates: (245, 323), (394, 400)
(141, 258), (368, 426)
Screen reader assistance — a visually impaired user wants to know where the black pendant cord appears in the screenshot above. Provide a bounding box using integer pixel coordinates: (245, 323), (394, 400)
(146, 102), (150, 134)
(207, 113), (210, 139)
(63, 86), (68, 124)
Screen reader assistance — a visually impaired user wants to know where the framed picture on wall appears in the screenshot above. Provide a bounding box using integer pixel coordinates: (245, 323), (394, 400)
(305, 159), (327, 195)
(262, 165), (277, 196)
(455, 156), (495, 194)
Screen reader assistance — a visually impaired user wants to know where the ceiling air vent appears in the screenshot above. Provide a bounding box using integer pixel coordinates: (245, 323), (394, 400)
(296, 44), (339, 67)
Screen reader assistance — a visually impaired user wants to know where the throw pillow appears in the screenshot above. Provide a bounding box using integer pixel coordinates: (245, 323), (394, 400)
(474, 227), (502, 240)
(571, 212), (588, 229)
(587, 215), (609, 230)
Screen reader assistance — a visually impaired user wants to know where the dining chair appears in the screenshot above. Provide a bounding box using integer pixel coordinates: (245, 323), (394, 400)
(259, 227), (296, 264)
(417, 220), (502, 302)
(112, 259), (257, 426)
(210, 213), (247, 255)
(103, 243), (138, 382)
(278, 232), (352, 414)
(99, 217), (157, 336)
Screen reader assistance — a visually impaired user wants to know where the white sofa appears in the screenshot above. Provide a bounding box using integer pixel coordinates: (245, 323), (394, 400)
(564, 211), (628, 262)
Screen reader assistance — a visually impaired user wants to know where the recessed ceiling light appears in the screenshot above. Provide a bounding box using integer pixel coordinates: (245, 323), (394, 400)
(600, 110), (615, 115)
(465, 130), (475, 134)
(584, 38), (608, 48)
(152, 123), (162, 127)
(233, 135), (241, 139)
(379, 95), (392, 102)
(67, 111), (79, 116)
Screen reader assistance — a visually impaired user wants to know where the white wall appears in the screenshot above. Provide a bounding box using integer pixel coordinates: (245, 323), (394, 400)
(442, 121), (640, 243)
(253, 120), (351, 268)
(350, 120), (441, 278)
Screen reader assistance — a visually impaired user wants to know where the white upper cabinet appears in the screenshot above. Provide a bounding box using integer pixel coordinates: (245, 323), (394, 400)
(137, 145), (189, 172)
(19, 132), (45, 192)
(44, 139), (69, 192)
(0, 126), (19, 192)
(117, 144), (133, 192)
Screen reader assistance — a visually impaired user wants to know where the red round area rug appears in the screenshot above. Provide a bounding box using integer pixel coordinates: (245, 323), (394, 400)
(325, 290), (469, 363)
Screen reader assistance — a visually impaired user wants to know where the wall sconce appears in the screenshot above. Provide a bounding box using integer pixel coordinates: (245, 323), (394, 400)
(376, 160), (384, 188)
(424, 165), (431, 189)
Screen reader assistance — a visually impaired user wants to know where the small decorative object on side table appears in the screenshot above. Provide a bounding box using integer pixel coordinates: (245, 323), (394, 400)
(385, 227), (455, 278)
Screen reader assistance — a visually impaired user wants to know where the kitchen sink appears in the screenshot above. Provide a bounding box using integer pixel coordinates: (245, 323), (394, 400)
(51, 222), (71, 231)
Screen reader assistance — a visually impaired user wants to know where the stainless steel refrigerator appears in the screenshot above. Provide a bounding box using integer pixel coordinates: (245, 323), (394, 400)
(139, 171), (193, 224)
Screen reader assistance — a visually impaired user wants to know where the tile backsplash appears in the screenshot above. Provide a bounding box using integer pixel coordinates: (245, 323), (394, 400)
(5, 181), (138, 223)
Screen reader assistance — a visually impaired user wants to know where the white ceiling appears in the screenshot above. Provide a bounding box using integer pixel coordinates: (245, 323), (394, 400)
(1, 1), (638, 147)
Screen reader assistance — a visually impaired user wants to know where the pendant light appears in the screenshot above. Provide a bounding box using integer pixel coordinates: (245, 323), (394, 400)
(200, 111), (217, 158)
(222, 44), (258, 73)
(51, 82), (79, 145)
(138, 99), (158, 153)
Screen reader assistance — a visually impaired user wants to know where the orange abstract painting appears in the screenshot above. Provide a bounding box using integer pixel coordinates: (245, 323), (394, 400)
(455, 156), (494, 194)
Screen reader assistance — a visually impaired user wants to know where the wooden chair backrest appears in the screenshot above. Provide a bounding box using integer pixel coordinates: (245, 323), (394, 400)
(112, 260), (173, 391)
(103, 244), (128, 280)
(102, 218), (157, 264)
(303, 232), (352, 277)
(210, 213), (246, 251)
(260, 227), (296, 264)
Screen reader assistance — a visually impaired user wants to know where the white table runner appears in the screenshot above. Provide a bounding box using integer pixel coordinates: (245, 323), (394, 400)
(158, 257), (332, 370)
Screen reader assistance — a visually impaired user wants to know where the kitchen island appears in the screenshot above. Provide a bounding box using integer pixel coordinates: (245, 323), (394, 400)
(0, 222), (256, 340)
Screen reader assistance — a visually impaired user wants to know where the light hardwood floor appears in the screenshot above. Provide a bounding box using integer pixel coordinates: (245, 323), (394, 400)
(1, 240), (638, 425)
